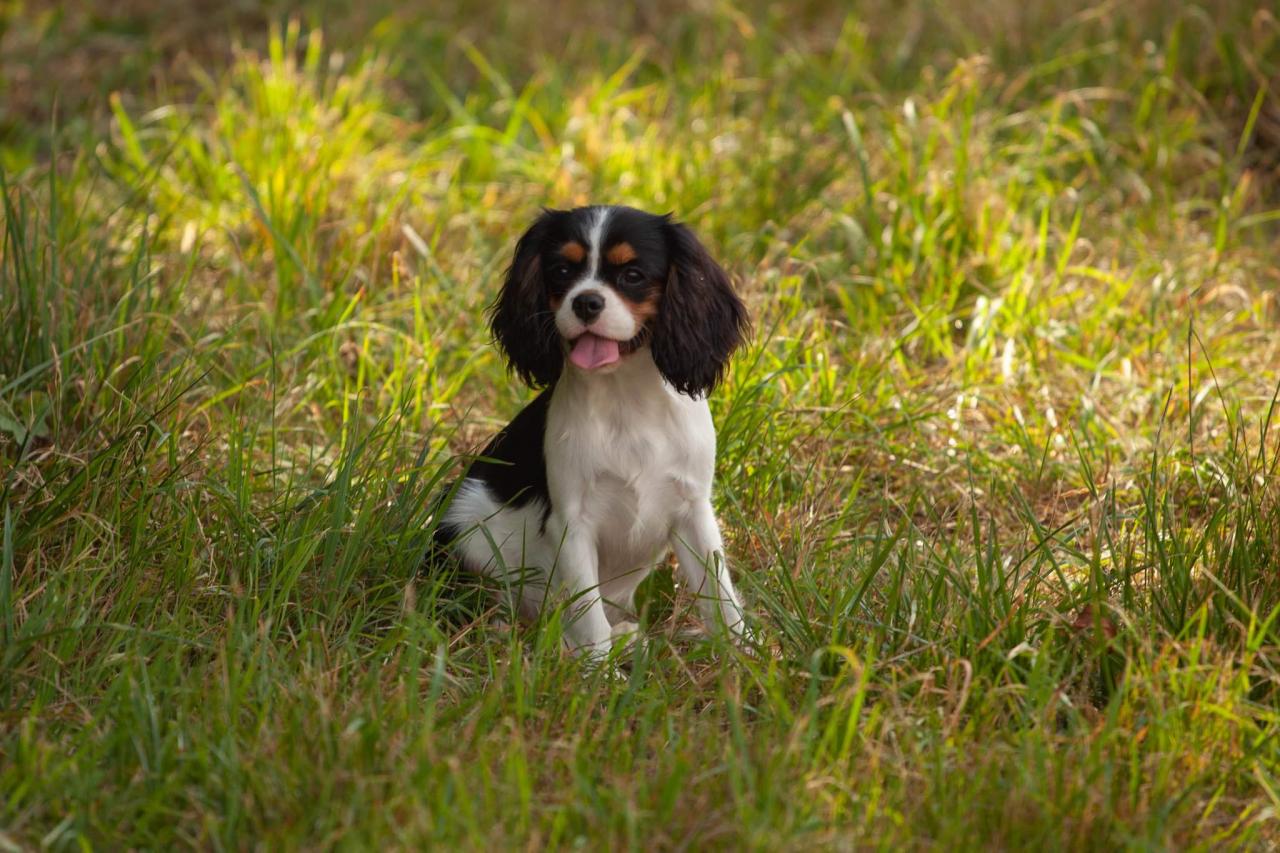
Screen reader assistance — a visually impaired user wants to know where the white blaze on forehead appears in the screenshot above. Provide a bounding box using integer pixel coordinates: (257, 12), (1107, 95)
(554, 205), (637, 347)
(586, 206), (611, 281)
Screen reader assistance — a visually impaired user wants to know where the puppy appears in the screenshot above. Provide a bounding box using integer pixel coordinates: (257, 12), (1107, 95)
(435, 205), (750, 657)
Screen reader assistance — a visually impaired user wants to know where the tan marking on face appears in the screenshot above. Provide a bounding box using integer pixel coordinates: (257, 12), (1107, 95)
(558, 241), (586, 263)
(620, 285), (661, 326)
(606, 242), (637, 265)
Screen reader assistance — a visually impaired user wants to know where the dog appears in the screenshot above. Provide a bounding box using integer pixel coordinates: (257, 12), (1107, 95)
(434, 205), (750, 657)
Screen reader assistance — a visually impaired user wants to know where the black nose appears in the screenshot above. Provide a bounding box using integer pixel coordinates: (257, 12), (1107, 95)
(571, 291), (606, 323)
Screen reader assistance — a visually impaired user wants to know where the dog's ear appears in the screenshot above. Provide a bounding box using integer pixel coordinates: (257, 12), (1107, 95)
(652, 221), (750, 398)
(489, 211), (563, 388)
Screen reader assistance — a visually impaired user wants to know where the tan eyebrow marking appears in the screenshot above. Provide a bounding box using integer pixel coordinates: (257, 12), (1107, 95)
(557, 241), (586, 263)
(606, 242), (637, 265)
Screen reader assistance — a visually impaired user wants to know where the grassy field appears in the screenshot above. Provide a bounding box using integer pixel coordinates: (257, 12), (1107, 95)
(3, 0), (1280, 848)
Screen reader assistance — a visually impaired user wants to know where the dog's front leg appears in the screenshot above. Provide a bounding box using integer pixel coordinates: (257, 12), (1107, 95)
(671, 502), (747, 639)
(550, 529), (615, 657)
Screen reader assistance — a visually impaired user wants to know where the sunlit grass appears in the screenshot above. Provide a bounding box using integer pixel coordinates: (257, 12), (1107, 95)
(2, 1), (1279, 847)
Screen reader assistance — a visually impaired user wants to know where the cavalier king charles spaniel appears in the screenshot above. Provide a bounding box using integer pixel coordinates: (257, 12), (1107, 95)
(435, 205), (750, 657)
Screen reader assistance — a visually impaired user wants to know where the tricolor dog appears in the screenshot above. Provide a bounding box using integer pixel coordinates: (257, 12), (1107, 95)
(435, 205), (750, 657)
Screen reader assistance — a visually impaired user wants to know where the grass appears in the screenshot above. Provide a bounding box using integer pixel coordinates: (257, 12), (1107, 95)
(2, 0), (1280, 847)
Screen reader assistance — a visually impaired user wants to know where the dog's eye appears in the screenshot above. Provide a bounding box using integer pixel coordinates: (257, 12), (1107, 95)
(550, 263), (572, 279)
(620, 267), (646, 285)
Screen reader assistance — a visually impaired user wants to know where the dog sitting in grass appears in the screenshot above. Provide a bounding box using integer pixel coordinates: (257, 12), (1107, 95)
(434, 205), (750, 657)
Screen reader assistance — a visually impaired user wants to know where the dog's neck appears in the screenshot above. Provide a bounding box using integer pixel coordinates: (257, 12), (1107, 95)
(552, 346), (674, 414)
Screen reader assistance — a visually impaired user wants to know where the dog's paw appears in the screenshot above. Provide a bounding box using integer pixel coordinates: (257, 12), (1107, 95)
(610, 620), (642, 646)
(733, 624), (771, 659)
(611, 621), (650, 660)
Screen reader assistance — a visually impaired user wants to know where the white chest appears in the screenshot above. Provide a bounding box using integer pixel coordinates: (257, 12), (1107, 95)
(543, 362), (716, 574)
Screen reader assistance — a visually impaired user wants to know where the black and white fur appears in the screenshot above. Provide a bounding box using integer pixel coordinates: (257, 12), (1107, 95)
(435, 205), (749, 657)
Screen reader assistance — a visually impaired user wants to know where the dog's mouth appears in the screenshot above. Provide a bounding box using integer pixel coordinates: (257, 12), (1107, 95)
(567, 330), (649, 371)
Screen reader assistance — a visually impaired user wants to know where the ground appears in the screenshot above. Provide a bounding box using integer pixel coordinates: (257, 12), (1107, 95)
(2, 0), (1279, 848)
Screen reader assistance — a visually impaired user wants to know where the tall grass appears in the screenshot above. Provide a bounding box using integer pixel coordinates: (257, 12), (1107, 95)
(2, 1), (1279, 847)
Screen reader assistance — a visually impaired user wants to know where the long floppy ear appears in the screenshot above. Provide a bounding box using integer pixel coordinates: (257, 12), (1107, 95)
(652, 221), (750, 398)
(488, 211), (562, 388)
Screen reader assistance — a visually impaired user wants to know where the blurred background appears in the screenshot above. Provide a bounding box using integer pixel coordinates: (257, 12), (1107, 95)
(5, 1), (1277, 172)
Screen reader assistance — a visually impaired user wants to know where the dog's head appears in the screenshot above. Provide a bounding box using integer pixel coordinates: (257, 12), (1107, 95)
(489, 205), (749, 397)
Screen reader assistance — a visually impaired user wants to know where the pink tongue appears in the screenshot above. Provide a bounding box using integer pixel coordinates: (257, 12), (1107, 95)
(569, 333), (621, 370)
